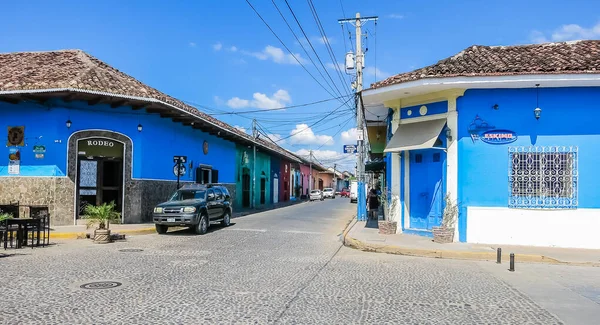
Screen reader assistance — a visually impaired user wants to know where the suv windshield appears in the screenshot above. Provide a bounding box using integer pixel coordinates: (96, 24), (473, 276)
(310, 190), (320, 194)
(169, 189), (206, 201)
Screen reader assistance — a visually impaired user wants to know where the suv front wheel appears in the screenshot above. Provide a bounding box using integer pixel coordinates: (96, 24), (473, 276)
(156, 224), (168, 234)
(195, 214), (209, 235)
(221, 210), (231, 227)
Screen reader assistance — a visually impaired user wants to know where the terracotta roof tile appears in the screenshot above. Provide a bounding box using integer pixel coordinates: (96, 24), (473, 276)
(0, 49), (295, 160)
(370, 40), (600, 89)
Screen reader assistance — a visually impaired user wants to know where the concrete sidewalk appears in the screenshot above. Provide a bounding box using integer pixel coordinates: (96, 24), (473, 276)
(344, 219), (600, 267)
(51, 199), (308, 240)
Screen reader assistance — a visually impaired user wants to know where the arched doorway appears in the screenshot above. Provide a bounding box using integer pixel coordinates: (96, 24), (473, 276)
(242, 167), (251, 208)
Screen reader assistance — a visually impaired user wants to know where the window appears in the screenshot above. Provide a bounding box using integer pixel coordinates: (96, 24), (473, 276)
(415, 154), (422, 163)
(195, 166), (212, 184)
(433, 153), (441, 162)
(207, 189), (215, 201)
(508, 146), (578, 209)
(214, 188), (223, 200)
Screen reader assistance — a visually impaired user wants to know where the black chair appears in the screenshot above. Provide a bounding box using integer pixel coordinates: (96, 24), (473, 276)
(0, 202), (20, 249)
(28, 206), (50, 247)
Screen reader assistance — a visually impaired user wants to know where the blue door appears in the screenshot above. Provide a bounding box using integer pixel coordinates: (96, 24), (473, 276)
(409, 150), (444, 230)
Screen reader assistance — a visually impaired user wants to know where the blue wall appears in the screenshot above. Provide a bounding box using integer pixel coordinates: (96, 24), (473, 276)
(401, 101), (448, 119)
(458, 87), (600, 209)
(0, 99), (236, 182)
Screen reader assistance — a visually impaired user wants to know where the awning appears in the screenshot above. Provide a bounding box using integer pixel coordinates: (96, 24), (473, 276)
(384, 119), (446, 153)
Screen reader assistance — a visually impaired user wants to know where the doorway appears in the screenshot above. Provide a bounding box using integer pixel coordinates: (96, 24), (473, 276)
(76, 138), (124, 218)
(260, 172), (266, 204)
(409, 149), (444, 230)
(242, 168), (250, 208)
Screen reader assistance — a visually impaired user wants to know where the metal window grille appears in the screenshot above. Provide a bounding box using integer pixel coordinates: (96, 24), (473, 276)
(508, 146), (578, 209)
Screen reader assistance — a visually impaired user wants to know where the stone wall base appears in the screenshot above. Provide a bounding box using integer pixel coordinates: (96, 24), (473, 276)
(0, 177), (74, 226)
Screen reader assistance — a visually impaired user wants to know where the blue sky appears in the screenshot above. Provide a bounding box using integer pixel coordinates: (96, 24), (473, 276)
(1, 0), (599, 171)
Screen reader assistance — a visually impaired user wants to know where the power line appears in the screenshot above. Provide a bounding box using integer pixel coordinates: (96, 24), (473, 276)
(245, 0), (349, 107)
(282, 0), (351, 104)
(205, 94), (350, 115)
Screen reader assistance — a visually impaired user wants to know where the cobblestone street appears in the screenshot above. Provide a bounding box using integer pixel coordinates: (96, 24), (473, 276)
(0, 199), (597, 324)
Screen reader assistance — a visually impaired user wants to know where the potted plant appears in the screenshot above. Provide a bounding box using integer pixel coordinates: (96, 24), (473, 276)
(433, 194), (459, 244)
(82, 201), (121, 244)
(378, 189), (399, 235)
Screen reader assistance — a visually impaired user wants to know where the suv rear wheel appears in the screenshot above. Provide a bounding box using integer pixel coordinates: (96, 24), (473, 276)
(195, 214), (208, 235)
(156, 224), (168, 234)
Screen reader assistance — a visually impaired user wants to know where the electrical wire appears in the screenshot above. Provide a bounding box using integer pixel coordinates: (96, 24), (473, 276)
(245, 0), (348, 106)
(204, 94), (350, 116)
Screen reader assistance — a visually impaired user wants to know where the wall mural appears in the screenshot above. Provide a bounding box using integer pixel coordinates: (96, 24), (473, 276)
(467, 115), (517, 145)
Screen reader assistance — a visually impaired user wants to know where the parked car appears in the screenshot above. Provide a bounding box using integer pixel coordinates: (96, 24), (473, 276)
(309, 189), (324, 201)
(152, 184), (232, 235)
(322, 188), (335, 199)
(340, 188), (350, 198)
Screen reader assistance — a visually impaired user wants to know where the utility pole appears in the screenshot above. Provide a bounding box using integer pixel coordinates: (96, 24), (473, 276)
(339, 13), (378, 221)
(309, 149), (313, 191)
(333, 163), (337, 190)
(252, 119), (257, 209)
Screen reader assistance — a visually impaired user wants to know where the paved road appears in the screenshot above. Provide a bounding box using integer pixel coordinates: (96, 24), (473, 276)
(0, 199), (597, 324)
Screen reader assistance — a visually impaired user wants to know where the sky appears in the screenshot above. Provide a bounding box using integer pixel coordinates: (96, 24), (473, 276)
(1, 0), (600, 172)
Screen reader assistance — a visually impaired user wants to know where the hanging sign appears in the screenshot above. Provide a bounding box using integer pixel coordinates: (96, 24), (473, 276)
(7, 126), (25, 147)
(356, 130), (364, 141)
(480, 130), (518, 144)
(173, 163), (187, 177)
(8, 147), (20, 175)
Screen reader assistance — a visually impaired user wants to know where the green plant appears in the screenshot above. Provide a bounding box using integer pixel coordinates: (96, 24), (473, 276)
(441, 194), (459, 228)
(379, 188), (399, 222)
(82, 201), (121, 230)
(0, 212), (12, 222)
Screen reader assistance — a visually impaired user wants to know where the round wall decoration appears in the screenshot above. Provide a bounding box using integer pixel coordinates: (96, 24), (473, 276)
(419, 105), (428, 116)
(203, 141), (209, 155)
(7, 126), (25, 146)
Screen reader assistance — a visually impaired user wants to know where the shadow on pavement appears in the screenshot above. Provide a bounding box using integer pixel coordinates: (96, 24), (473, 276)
(365, 219), (379, 229)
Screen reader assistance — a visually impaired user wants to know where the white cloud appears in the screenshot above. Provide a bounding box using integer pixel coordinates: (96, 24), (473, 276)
(243, 45), (306, 65)
(226, 89), (292, 110)
(234, 125), (247, 133)
(229, 46), (238, 52)
(213, 42), (223, 51)
(340, 127), (357, 143)
(189, 42), (197, 47)
(226, 97), (250, 108)
(327, 62), (346, 71)
(314, 36), (335, 45)
(266, 133), (285, 144)
(364, 67), (391, 79)
(288, 124), (334, 146)
(295, 149), (355, 170)
(213, 96), (224, 106)
(387, 14), (404, 19)
(530, 21), (600, 43)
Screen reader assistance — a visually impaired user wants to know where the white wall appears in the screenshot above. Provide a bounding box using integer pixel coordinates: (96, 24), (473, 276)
(467, 207), (600, 249)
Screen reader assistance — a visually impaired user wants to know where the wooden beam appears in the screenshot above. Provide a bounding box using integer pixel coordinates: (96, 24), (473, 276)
(110, 100), (127, 108)
(87, 97), (104, 106)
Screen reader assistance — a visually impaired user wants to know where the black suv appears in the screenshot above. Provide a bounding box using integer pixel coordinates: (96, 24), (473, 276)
(152, 184), (232, 235)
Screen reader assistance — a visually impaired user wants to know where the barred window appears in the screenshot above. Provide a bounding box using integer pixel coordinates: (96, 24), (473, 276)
(508, 146), (578, 209)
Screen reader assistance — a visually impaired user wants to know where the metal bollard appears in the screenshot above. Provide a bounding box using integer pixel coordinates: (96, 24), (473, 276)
(509, 253), (515, 272)
(496, 248), (502, 264)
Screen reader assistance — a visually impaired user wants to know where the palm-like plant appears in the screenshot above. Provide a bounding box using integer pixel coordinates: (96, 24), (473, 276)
(82, 201), (121, 230)
(0, 212), (12, 222)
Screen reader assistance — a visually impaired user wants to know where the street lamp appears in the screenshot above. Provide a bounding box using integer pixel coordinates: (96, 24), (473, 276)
(534, 84), (541, 120)
(137, 124), (143, 132)
(66, 119), (72, 128)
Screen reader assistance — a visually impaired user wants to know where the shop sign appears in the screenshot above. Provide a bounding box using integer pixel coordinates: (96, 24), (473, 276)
(480, 130), (518, 144)
(8, 147), (20, 175)
(87, 140), (115, 147)
(33, 145), (46, 159)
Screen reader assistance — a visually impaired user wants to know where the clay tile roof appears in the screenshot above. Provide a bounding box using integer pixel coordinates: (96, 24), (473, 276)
(0, 49), (295, 160)
(370, 40), (600, 89)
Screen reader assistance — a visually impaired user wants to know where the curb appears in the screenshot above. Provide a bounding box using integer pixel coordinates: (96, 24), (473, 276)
(51, 227), (157, 240)
(340, 216), (358, 244)
(343, 235), (600, 267)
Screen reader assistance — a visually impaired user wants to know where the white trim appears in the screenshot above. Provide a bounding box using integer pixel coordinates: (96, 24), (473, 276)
(403, 150), (410, 230)
(399, 113), (448, 124)
(69, 131), (131, 225)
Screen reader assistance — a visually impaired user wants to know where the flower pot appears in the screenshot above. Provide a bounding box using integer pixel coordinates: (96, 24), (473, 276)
(93, 228), (112, 244)
(378, 221), (397, 235)
(432, 226), (454, 244)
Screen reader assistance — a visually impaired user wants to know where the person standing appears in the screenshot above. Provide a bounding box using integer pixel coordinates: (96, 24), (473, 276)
(367, 188), (380, 220)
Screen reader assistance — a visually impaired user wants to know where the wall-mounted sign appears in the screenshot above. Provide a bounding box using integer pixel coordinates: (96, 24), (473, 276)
(480, 130), (518, 145)
(7, 126), (25, 147)
(356, 130), (364, 141)
(173, 163), (187, 177)
(203, 141), (209, 155)
(343, 144), (358, 154)
(467, 115), (517, 145)
(8, 147), (20, 175)
(33, 145), (46, 159)
(173, 155), (187, 163)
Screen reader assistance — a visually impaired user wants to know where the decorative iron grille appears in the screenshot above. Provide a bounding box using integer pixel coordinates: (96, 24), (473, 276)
(508, 146), (578, 209)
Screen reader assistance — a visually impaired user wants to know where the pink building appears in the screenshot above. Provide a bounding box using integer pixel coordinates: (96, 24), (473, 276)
(299, 163), (311, 197)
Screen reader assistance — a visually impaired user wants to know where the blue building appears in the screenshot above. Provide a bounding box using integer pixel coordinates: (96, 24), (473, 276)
(0, 50), (295, 225)
(363, 40), (600, 249)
